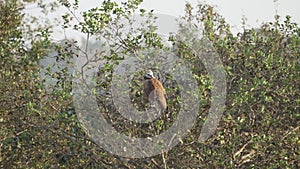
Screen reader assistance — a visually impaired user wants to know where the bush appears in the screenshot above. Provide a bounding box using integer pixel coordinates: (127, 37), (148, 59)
(1, 0), (299, 168)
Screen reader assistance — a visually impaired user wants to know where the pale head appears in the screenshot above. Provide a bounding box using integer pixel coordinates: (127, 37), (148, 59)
(144, 69), (154, 79)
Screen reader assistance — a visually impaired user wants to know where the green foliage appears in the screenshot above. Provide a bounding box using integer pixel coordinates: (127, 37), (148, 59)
(1, 0), (299, 168)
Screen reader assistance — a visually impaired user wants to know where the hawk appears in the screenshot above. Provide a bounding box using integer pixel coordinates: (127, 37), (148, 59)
(143, 70), (167, 112)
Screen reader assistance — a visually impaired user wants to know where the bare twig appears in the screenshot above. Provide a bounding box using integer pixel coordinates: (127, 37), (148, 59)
(151, 158), (160, 168)
(233, 140), (252, 160)
(282, 126), (300, 140)
(162, 152), (167, 169)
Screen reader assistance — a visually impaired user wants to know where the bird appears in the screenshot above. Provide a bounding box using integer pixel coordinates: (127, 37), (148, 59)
(143, 70), (167, 112)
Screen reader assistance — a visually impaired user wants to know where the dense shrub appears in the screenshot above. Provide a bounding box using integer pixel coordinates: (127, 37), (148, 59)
(1, 0), (299, 168)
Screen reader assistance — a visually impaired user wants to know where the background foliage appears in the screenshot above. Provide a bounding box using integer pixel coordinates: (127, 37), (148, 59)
(1, 0), (299, 168)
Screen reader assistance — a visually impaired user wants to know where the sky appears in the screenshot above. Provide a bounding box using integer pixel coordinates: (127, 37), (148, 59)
(24, 0), (300, 40)
(26, 0), (299, 92)
(139, 0), (300, 33)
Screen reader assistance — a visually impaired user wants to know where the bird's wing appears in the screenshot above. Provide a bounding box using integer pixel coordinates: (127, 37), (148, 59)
(152, 78), (168, 110)
(152, 78), (166, 95)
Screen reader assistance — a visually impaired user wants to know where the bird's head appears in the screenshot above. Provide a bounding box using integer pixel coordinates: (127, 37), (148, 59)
(144, 69), (154, 79)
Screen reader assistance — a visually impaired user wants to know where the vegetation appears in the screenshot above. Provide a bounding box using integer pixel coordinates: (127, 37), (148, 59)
(1, 0), (299, 168)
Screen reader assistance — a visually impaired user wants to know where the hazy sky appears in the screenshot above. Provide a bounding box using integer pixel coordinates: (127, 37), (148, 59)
(139, 0), (300, 32)
(25, 0), (300, 39)
(31, 0), (299, 90)
(72, 0), (300, 30)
